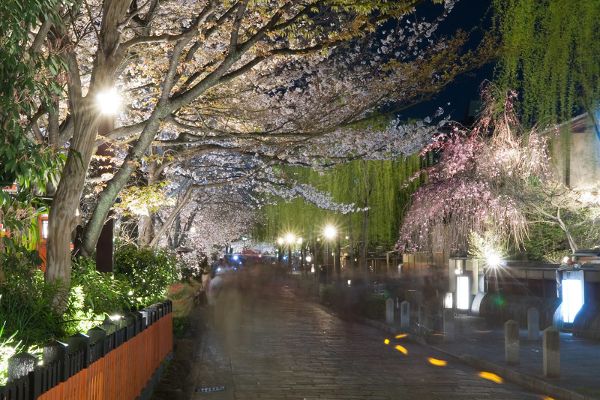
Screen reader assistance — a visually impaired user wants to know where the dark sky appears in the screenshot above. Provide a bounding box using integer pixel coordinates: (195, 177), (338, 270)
(400, 0), (494, 122)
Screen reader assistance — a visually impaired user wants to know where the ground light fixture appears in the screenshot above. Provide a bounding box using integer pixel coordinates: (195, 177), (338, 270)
(95, 87), (122, 115)
(484, 247), (504, 269)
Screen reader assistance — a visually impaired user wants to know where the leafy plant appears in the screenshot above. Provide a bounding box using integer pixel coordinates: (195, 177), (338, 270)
(0, 320), (22, 386)
(0, 250), (64, 345)
(114, 245), (178, 307)
(70, 257), (134, 315)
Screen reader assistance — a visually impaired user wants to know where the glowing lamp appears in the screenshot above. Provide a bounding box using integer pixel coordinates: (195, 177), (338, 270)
(561, 271), (584, 324)
(285, 232), (296, 245)
(444, 292), (453, 309)
(485, 249), (503, 269)
(95, 87), (122, 115)
(323, 225), (337, 240)
(456, 275), (470, 310)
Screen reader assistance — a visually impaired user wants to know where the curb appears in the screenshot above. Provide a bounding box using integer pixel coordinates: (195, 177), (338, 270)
(359, 317), (596, 400)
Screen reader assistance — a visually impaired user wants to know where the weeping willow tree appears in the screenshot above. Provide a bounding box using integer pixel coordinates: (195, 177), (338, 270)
(494, 0), (600, 127)
(258, 155), (423, 253)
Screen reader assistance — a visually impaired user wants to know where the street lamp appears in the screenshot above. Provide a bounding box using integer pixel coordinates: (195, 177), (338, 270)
(284, 232), (297, 268)
(322, 224), (339, 279)
(323, 225), (337, 240)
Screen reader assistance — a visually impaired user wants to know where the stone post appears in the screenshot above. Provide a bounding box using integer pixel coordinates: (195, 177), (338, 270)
(527, 307), (540, 340)
(443, 309), (455, 342)
(8, 352), (37, 382)
(400, 301), (410, 329)
(504, 320), (519, 365)
(386, 298), (394, 325)
(543, 327), (560, 378)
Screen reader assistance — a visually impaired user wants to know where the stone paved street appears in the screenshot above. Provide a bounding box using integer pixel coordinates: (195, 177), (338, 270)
(190, 282), (543, 400)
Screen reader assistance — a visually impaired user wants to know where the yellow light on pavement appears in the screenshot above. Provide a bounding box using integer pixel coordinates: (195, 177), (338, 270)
(394, 345), (408, 355)
(427, 357), (447, 367)
(478, 371), (503, 384)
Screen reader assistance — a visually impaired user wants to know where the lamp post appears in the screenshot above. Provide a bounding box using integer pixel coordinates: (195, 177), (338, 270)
(285, 232), (296, 268)
(277, 237), (284, 264)
(323, 224), (338, 280)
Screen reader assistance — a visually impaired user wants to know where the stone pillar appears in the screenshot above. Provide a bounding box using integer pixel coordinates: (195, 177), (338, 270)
(400, 301), (410, 329)
(543, 327), (560, 378)
(8, 353), (37, 382)
(443, 309), (455, 342)
(527, 307), (540, 340)
(504, 320), (519, 365)
(386, 298), (394, 325)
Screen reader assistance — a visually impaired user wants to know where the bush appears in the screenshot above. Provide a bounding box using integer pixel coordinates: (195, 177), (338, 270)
(0, 249), (64, 345)
(114, 245), (178, 306)
(71, 257), (133, 315)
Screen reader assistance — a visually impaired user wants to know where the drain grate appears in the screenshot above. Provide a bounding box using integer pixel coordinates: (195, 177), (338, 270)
(195, 386), (226, 393)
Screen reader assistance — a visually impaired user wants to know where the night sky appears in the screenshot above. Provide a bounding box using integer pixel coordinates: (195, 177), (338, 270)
(401, 0), (494, 123)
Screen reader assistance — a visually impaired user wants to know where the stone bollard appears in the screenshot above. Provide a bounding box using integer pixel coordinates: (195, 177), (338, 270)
(443, 309), (455, 342)
(504, 320), (520, 365)
(543, 327), (560, 378)
(400, 301), (410, 329)
(386, 298), (395, 325)
(527, 307), (540, 340)
(7, 352), (37, 382)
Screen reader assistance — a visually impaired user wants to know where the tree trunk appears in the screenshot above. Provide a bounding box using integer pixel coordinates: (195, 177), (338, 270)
(82, 116), (162, 254)
(46, 102), (99, 290)
(45, 0), (133, 294)
(149, 185), (195, 248)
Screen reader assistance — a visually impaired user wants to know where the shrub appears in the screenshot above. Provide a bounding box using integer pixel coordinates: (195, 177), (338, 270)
(0, 322), (22, 386)
(114, 245), (178, 307)
(0, 249), (64, 345)
(71, 257), (133, 315)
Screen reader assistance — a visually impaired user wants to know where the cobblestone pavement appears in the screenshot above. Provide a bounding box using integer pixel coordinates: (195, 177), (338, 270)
(190, 283), (543, 400)
(435, 315), (600, 398)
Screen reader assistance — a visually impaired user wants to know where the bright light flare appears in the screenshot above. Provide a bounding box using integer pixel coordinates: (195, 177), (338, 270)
(95, 87), (122, 115)
(384, 338), (390, 345)
(478, 371), (503, 384)
(562, 278), (584, 323)
(305, 255), (312, 263)
(323, 224), (337, 240)
(427, 357), (447, 367)
(395, 333), (408, 339)
(109, 314), (122, 322)
(276, 237), (284, 246)
(485, 248), (503, 269)
(394, 345), (408, 355)
(285, 232), (296, 244)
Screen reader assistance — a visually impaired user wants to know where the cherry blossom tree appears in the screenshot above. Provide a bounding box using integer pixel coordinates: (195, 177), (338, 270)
(398, 87), (600, 257)
(398, 88), (546, 253)
(9, 0), (497, 292)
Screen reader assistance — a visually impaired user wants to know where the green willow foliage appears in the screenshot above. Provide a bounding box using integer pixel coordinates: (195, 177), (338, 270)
(259, 155), (423, 249)
(494, 0), (600, 127)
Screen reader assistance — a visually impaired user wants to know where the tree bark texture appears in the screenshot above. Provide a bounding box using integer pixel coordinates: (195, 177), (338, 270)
(46, 0), (133, 289)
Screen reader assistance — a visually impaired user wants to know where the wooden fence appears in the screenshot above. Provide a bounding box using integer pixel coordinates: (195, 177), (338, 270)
(0, 300), (173, 400)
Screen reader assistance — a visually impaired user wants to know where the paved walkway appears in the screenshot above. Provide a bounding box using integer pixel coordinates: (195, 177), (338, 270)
(189, 283), (543, 400)
(434, 315), (600, 399)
